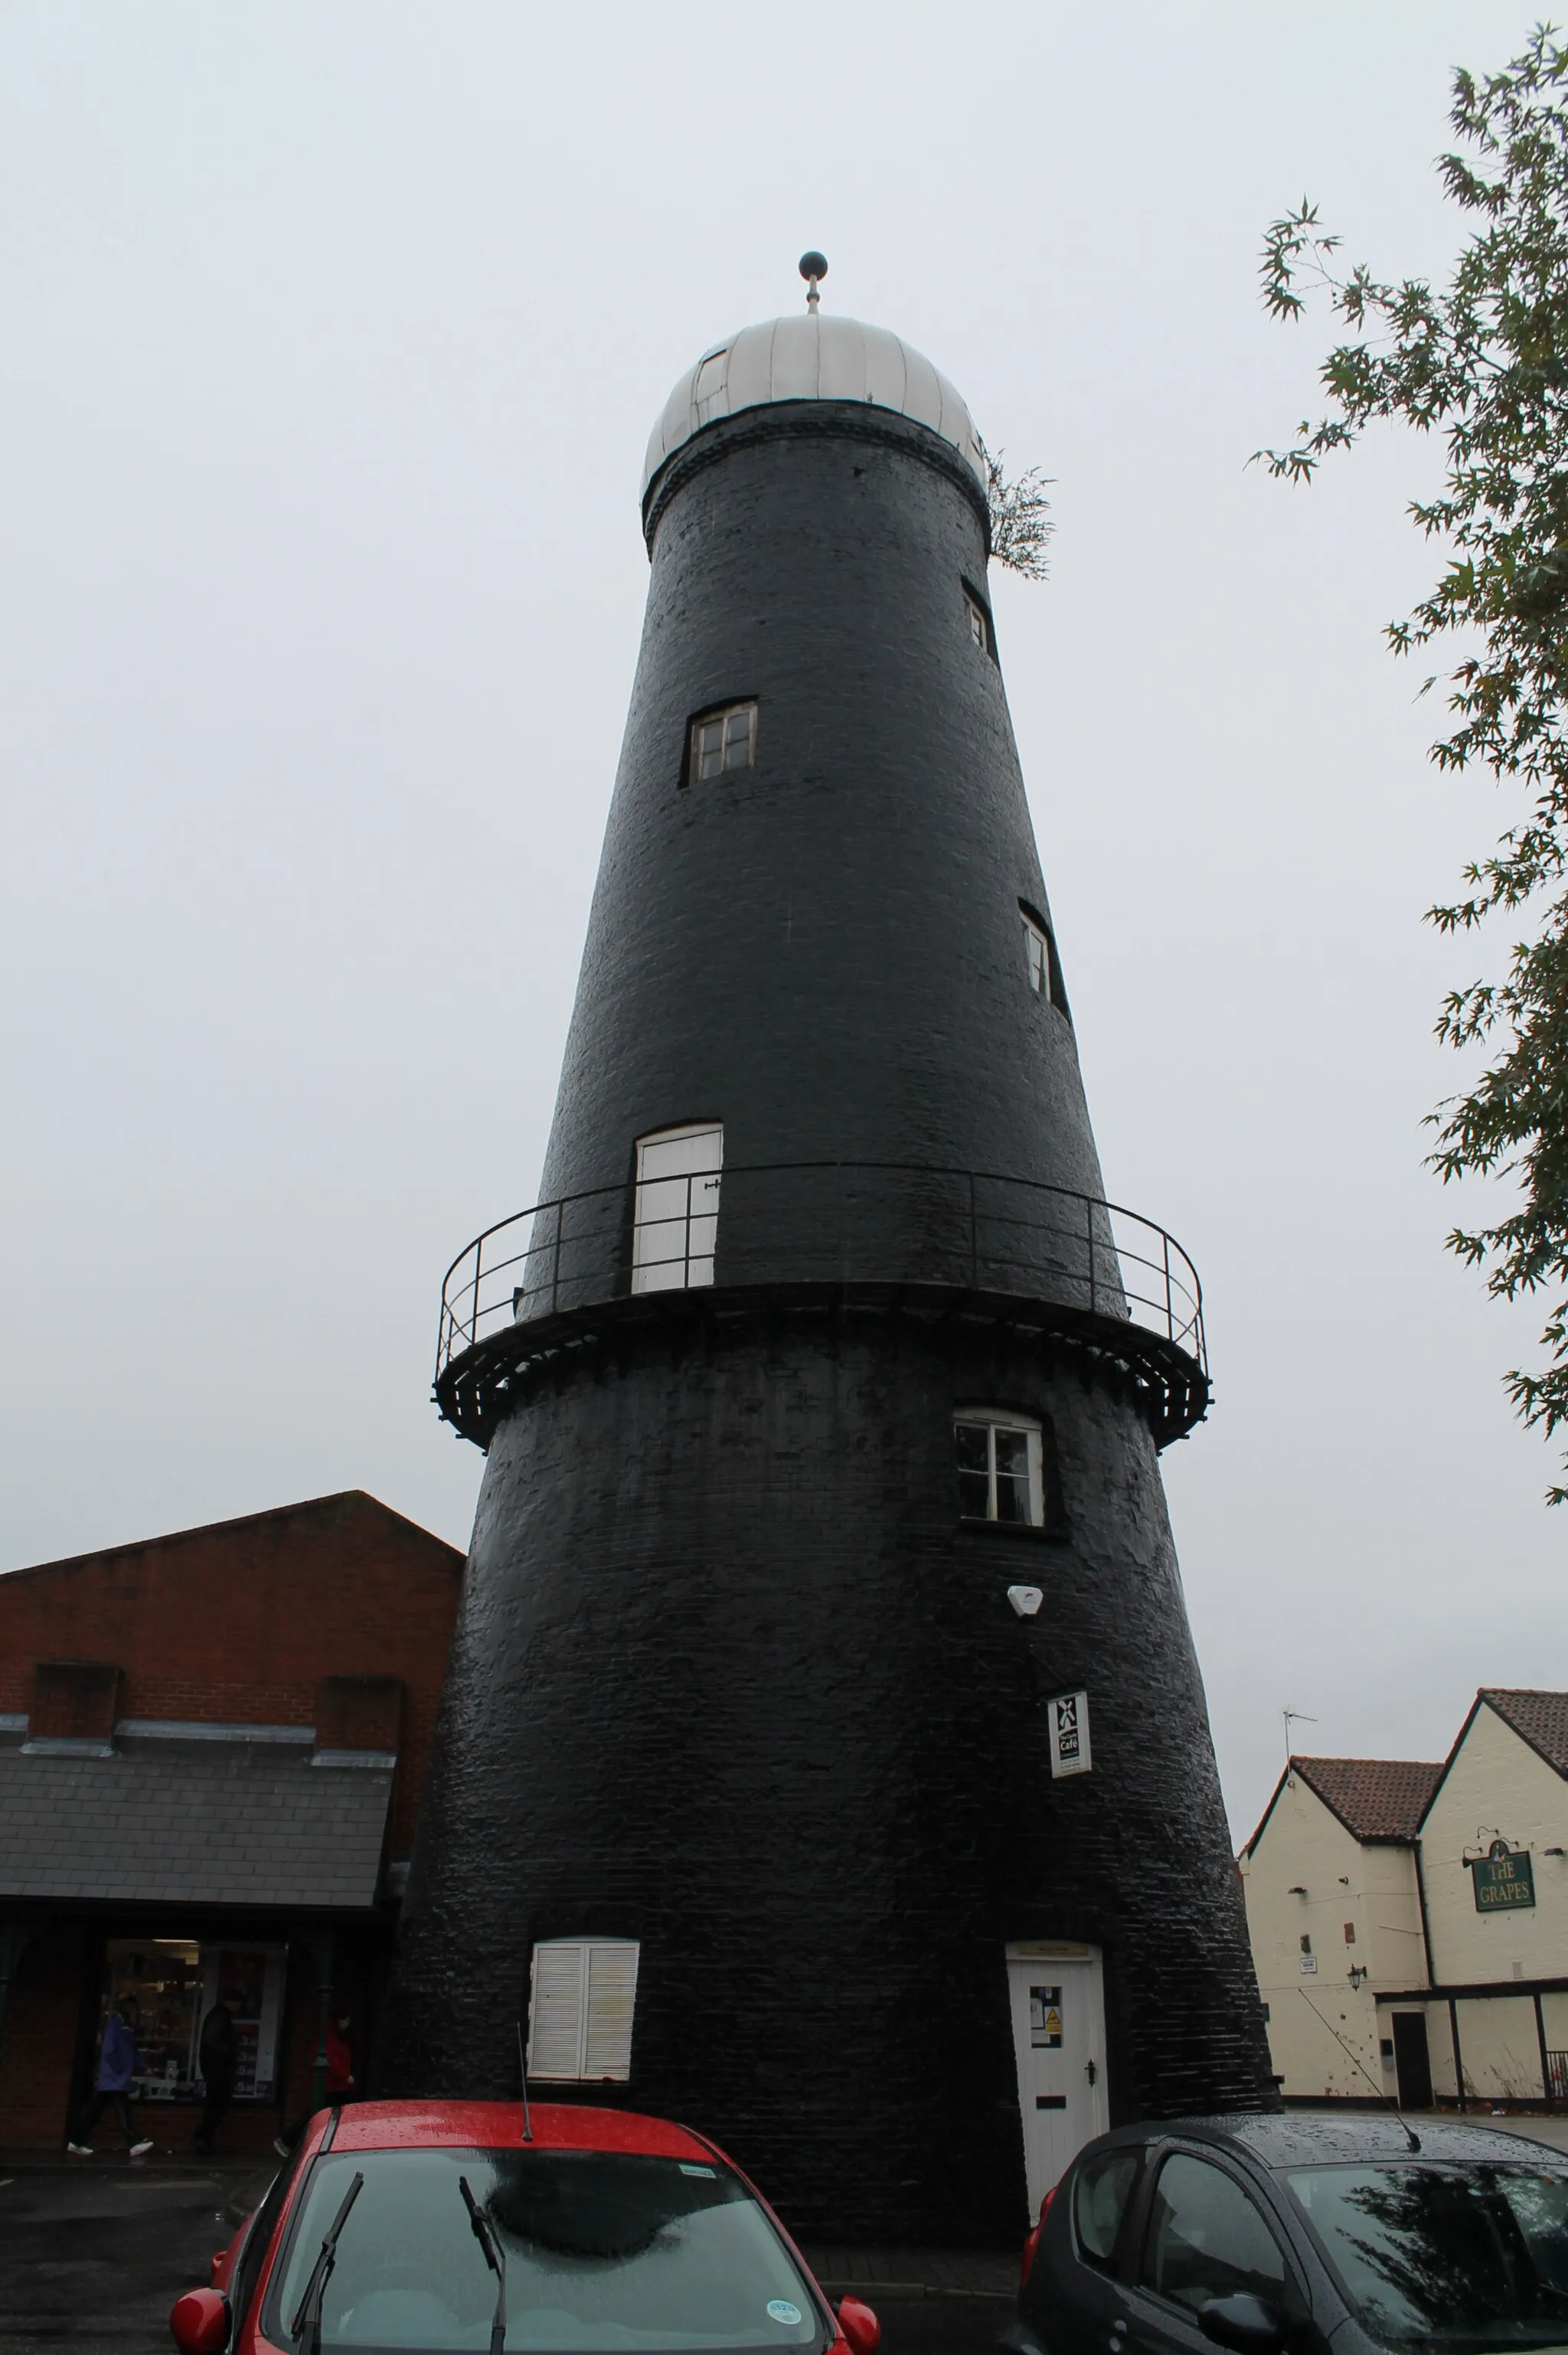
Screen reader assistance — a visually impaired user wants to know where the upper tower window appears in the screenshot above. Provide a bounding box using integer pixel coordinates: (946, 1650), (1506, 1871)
(688, 701), (757, 784)
(962, 582), (996, 660)
(956, 1412), (1044, 1527)
(1021, 903), (1071, 1019)
(1023, 912), (1048, 996)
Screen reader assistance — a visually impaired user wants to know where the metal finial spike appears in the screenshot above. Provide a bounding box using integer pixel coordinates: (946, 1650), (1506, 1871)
(799, 250), (828, 315)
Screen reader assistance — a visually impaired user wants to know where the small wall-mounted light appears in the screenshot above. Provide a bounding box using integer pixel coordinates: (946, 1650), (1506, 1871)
(1288, 1886), (1308, 1896)
(1338, 1875), (1351, 1886)
(1348, 1965), (1369, 1991)
(1547, 1847), (1565, 1857)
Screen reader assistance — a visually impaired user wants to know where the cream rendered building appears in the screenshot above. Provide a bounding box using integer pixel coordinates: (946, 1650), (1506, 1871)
(1241, 1756), (1438, 2102)
(1241, 1691), (1568, 2110)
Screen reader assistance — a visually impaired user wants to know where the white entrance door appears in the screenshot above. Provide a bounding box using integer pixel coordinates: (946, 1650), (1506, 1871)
(1006, 1942), (1109, 2213)
(632, 1125), (724, 1292)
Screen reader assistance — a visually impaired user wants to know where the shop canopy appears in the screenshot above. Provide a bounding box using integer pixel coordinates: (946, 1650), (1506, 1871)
(0, 1732), (393, 1910)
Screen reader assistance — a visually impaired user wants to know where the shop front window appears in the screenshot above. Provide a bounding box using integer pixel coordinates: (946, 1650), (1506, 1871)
(106, 1939), (202, 2101)
(102, 1939), (286, 2105)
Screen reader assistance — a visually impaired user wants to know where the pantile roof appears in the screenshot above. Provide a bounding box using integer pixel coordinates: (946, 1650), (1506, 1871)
(1480, 1689), (1568, 1776)
(1242, 1755), (1447, 1856)
(1291, 1756), (1445, 1841)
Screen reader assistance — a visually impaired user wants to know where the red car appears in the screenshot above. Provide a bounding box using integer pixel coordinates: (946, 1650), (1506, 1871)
(169, 2099), (880, 2355)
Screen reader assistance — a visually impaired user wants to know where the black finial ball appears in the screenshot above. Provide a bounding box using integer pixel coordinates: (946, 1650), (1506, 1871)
(799, 250), (828, 283)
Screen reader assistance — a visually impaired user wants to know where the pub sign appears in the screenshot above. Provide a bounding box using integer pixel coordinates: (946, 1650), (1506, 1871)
(1471, 1839), (1535, 1912)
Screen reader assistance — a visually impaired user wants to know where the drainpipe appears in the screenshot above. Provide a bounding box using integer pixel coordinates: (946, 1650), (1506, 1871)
(1534, 1991), (1554, 2112)
(1449, 1996), (1467, 2115)
(1412, 1840), (1437, 1990)
(298, 1929), (336, 2114)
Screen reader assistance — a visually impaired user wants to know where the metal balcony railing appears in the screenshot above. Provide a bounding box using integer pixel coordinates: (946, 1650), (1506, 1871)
(435, 1159), (1206, 1389)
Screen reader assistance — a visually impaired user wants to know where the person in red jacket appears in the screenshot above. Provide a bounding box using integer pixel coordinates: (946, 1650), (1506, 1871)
(273, 2006), (354, 2159)
(324, 2009), (354, 2101)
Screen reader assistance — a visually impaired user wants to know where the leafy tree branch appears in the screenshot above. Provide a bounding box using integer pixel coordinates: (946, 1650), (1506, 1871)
(981, 439), (1055, 580)
(1256, 23), (1568, 1498)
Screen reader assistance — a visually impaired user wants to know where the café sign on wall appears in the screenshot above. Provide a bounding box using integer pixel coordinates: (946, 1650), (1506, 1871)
(1471, 1838), (1535, 1913)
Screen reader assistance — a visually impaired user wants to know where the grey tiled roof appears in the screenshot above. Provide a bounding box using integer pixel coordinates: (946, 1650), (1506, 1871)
(0, 1743), (392, 1908)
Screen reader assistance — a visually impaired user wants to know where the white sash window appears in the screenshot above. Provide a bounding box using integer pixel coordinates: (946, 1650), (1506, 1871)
(688, 701), (757, 782)
(1023, 911), (1048, 995)
(1020, 900), (1070, 1017)
(956, 1411), (1044, 1527)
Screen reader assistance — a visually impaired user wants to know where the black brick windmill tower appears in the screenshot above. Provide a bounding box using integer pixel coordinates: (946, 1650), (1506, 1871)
(389, 256), (1272, 2242)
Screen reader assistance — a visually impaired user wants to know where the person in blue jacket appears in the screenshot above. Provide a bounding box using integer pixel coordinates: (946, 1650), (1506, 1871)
(67, 1999), (154, 2157)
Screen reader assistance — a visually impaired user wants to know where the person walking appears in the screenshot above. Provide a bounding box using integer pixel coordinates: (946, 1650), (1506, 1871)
(67, 2001), (154, 2157)
(273, 2004), (355, 2158)
(192, 1991), (239, 2156)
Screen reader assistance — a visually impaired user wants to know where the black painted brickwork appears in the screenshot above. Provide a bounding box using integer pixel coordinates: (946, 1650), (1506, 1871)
(537, 404), (1106, 1209)
(388, 397), (1273, 2239)
(390, 1307), (1269, 2244)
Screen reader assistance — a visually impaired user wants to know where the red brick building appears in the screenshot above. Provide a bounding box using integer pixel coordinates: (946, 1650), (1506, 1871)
(0, 1492), (462, 2151)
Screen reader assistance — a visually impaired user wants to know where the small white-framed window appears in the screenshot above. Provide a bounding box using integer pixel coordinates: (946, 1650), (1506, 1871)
(688, 701), (757, 784)
(1020, 901), (1070, 1017)
(956, 1412), (1044, 1527)
(526, 1939), (640, 2082)
(962, 580), (997, 660)
(1023, 911), (1048, 995)
(632, 1123), (723, 1292)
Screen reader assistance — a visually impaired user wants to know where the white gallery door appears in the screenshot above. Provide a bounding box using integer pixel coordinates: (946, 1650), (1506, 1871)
(1006, 1942), (1109, 2213)
(632, 1124), (724, 1292)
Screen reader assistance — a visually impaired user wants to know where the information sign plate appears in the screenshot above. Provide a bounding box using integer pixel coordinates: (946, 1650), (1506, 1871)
(1048, 1690), (1092, 1778)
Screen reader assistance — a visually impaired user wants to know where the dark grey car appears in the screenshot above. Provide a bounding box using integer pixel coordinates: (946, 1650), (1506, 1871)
(1003, 2111), (1568, 2355)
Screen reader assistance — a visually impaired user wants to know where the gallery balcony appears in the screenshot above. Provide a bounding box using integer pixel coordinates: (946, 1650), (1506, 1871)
(434, 1159), (1209, 1450)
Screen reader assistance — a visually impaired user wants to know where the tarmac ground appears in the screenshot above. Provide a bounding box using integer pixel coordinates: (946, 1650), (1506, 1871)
(0, 2158), (246, 2355)
(3, 2112), (1565, 2355)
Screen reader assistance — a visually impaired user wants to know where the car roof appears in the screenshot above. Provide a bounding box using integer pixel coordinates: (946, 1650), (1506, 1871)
(1109, 2110), (1568, 2170)
(325, 2101), (718, 2162)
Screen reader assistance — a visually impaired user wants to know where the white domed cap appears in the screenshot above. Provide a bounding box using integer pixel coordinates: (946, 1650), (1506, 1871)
(642, 312), (987, 500)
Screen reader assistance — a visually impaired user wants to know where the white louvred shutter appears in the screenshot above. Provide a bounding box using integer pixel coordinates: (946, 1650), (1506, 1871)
(528, 1942), (587, 2079)
(582, 1942), (640, 2081)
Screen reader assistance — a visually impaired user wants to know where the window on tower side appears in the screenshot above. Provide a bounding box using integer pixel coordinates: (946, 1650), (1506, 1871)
(687, 701), (757, 784)
(526, 1939), (640, 2082)
(1020, 901), (1071, 1020)
(1023, 912), (1047, 996)
(956, 1412), (1044, 1527)
(962, 580), (996, 660)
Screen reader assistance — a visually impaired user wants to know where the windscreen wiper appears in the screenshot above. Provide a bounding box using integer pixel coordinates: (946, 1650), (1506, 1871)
(290, 2170), (365, 2355)
(459, 2174), (508, 2355)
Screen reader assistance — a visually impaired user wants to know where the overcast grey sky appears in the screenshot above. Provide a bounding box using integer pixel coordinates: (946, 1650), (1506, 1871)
(2, 1), (1560, 1841)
